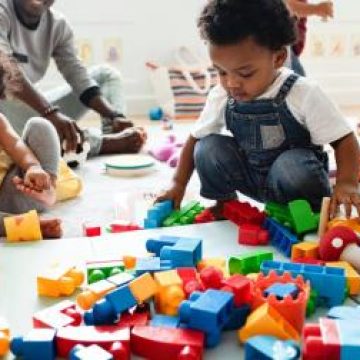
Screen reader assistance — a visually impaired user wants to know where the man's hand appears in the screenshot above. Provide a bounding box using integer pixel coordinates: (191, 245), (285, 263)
(156, 182), (186, 209)
(315, 1), (333, 19)
(330, 182), (360, 219)
(112, 117), (134, 133)
(48, 112), (83, 152)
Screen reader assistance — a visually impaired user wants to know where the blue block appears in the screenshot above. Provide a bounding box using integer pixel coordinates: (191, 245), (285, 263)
(337, 320), (360, 360)
(11, 329), (56, 360)
(245, 336), (300, 360)
(263, 218), (299, 257)
(264, 283), (300, 300)
(224, 304), (250, 331)
(261, 260), (346, 307)
(146, 236), (179, 256)
(179, 290), (234, 348)
(135, 257), (172, 276)
(328, 305), (360, 320)
(150, 315), (180, 328)
(144, 201), (173, 228)
(70, 344), (113, 360)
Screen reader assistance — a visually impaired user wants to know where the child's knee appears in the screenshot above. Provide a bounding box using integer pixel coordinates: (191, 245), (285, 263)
(24, 117), (58, 140)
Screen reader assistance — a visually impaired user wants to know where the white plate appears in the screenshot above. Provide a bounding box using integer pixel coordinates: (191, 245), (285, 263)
(105, 166), (156, 177)
(105, 154), (155, 170)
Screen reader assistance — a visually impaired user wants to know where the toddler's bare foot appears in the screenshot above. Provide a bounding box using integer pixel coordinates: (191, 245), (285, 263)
(40, 218), (62, 239)
(12, 176), (56, 207)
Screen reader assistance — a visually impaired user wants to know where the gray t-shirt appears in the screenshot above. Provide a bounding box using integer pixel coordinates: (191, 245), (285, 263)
(0, 0), (96, 96)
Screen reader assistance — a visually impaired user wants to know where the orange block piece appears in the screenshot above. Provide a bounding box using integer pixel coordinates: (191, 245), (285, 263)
(0, 317), (10, 356)
(4, 210), (42, 242)
(291, 242), (319, 261)
(76, 279), (116, 310)
(327, 217), (360, 232)
(197, 258), (228, 276)
(154, 270), (185, 316)
(238, 303), (300, 343)
(129, 273), (158, 304)
(326, 261), (360, 295)
(37, 263), (84, 298)
(123, 256), (137, 269)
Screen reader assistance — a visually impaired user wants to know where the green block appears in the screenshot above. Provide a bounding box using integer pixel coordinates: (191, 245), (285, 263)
(163, 201), (204, 227)
(86, 260), (124, 284)
(306, 289), (318, 317)
(288, 199), (319, 234)
(265, 202), (293, 227)
(229, 250), (273, 275)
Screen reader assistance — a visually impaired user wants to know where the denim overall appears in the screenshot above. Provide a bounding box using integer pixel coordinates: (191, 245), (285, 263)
(194, 74), (331, 210)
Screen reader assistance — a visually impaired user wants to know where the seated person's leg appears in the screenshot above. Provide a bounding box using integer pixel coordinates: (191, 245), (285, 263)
(265, 148), (331, 210)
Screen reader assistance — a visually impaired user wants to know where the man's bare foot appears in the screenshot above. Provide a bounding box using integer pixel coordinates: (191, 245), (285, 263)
(100, 127), (147, 155)
(12, 176), (57, 207)
(207, 201), (226, 220)
(40, 218), (62, 239)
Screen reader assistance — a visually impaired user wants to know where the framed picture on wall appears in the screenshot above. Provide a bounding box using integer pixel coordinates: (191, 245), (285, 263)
(103, 38), (123, 67)
(328, 33), (347, 58)
(75, 39), (94, 66)
(350, 34), (360, 57)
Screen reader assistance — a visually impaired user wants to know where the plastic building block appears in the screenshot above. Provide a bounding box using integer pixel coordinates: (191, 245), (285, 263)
(326, 261), (360, 295)
(154, 270), (185, 315)
(105, 272), (134, 287)
(56, 325), (130, 358)
(128, 273), (158, 304)
(194, 208), (216, 224)
(131, 325), (204, 360)
(150, 315), (180, 328)
(260, 260), (346, 307)
(223, 200), (265, 226)
(265, 202), (293, 227)
(146, 235), (180, 256)
(291, 242), (319, 261)
(328, 305), (360, 321)
(69, 344), (113, 360)
(37, 263), (84, 297)
(107, 221), (142, 233)
(135, 257), (172, 276)
(33, 300), (81, 329)
(252, 272), (309, 334)
(229, 250), (273, 275)
(0, 317), (9, 356)
(245, 335), (300, 360)
(179, 289), (234, 347)
(263, 218), (300, 257)
(288, 199), (319, 234)
(199, 266), (224, 290)
(302, 318), (341, 360)
(123, 256), (136, 269)
(11, 328), (56, 360)
(264, 283), (300, 300)
(162, 201), (204, 227)
(176, 267), (198, 285)
(327, 217), (360, 233)
(144, 200), (173, 228)
(4, 210), (42, 242)
(239, 303), (300, 343)
(197, 258), (227, 275)
(86, 260), (124, 284)
(117, 310), (149, 328)
(224, 304), (250, 331)
(238, 224), (269, 246)
(221, 274), (252, 307)
(83, 222), (101, 237)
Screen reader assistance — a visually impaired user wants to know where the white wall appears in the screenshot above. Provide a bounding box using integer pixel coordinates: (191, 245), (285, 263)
(42, 0), (360, 114)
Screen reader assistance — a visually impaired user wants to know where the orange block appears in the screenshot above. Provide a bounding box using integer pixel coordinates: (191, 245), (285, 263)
(37, 263), (84, 298)
(238, 303), (300, 343)
(327, 217), (360, 232)
(291, 242), (319, 260)
(123, 256), (137, 269)
(76, 279), (116, 310)
(129, 273), (158, 304)
(197, 258), (228, 276)
(326, 261), (360, 295)
(0, 318), (9, 356)
(154, 270), (185, 316)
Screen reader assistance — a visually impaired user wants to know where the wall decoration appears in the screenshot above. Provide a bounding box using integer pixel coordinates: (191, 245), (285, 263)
(75, 39), (94, 66)
(328, 33), (347, 57)
(350, 34), (360, 57)
(103, 38), (123, 66)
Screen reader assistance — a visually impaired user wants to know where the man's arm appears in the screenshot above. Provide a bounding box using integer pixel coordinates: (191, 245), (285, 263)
(286, 0), (333, 19)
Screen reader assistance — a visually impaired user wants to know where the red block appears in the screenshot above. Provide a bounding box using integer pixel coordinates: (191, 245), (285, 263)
(177, 268), (198, 285)
(199, 266), (224, 290)
(223, 200), (265, 226)
(131, 326), (204, 360)
(238, 224), (269, 246)
(83, 223), (101, 237)
(184, 280), (204, 298)
(117, 311), (149, 328)
(110, 222), (142, 233)
(221, 275), (252, 307)
(194, 209), (216, 224)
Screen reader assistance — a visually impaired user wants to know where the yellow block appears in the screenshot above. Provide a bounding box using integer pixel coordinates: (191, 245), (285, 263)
(327, 218), (360, 232)
(154, 270), (182, 287)
(238, 303), (300, 343)
(129, 273), (158, 304)
(77, 280), (116, 310)
(326, 261), (360, 295)
(37, 263), (84, 297)
(4, 210), (42, 242)
(291, 242), (319, 260)
(197, 258), (228, 276)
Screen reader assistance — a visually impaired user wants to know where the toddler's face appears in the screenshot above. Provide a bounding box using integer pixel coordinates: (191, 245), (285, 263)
(209, 37), (287, 102)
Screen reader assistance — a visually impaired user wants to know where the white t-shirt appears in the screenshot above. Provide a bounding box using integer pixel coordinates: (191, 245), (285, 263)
(192, 68), (352, 146)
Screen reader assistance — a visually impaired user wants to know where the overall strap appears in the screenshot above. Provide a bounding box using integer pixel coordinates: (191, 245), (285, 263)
(274, 74), (299, 105)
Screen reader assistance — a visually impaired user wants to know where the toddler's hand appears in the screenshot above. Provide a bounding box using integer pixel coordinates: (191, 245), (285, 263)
(315, 1), (333, 19)
(330, 182), (360, 219)
(24, 165), (51, 192)
(156, 182), (186, 209)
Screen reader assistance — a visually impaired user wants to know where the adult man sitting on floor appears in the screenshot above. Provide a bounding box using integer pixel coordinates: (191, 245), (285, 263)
(0, 0), (146, 156)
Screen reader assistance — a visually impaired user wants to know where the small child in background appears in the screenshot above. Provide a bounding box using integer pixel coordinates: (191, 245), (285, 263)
(0, 51), (62, 238)
(158, 0), (360, 219)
